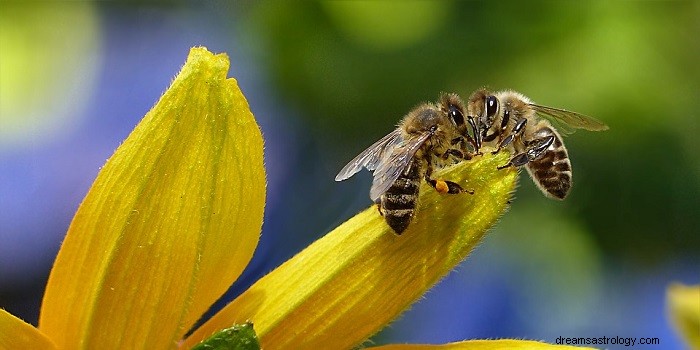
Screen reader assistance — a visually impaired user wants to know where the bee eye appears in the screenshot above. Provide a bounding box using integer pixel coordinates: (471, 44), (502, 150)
(486, 96), (499, 117)
(448, 105), (465, 126)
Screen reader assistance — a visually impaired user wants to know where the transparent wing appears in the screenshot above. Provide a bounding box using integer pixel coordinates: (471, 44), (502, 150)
(369, 132), (431, 201)
(335, 129), (403, 181)
(530, 104), (609, 132)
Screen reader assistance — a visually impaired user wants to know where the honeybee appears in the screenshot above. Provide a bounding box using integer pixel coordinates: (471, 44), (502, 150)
(467, 89), (608, 199)
(335, 93), (479, 234)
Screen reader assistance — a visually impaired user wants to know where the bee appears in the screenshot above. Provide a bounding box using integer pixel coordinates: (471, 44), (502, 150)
(335, 93), (481, 234)
(466, 89), (609, 199)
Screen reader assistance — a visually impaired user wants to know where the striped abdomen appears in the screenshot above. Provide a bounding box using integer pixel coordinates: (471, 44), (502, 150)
(380, 160), (422, 234)
(525, 127), (572, 199)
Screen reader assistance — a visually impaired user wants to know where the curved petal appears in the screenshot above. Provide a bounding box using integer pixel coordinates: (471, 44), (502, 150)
(667, 283), (700, 349)
(38, 47), (265, 349)
(0, 309), (56, 349)
(184, 152), (517, 349)
(372, 339), (598, 349)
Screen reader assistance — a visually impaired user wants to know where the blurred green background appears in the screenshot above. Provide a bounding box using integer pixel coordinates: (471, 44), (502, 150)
(1, 1), (698, 349)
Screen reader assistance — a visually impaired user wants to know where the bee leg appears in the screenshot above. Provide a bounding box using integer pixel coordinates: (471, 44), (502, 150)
(497, 153), (528, 170)
(463, 134), (478, 155)
(466, 115), (482, 155)
(460, 150), (474, 161)
(375, 200), (384, 216)
(424, 160), (474, 194)
(492, 117), (527, 155)
(441, 148), (467, 161)
(483, 130), (499, 143)
(491, 109), (511, 152)
(451, 136), (478, 160)
(497, 135), (554, 170)
(429, 179), (474, 194)
(448, 137), (466, 159)
(491, 134), (515, 155)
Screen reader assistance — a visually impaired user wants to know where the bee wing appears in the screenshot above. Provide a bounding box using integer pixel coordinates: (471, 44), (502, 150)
(369, 131), (432, 201)
(530, 104), (609, 133)
(335, 129), (403, 181)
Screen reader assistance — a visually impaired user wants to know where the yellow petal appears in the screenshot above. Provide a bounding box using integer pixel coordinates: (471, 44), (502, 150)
(372, 339), (598, 350)
(38, 47), (265, 349)
(184, 151), (517, 349)
(667, 283), (700, 349)
(0, 309), (56, 350)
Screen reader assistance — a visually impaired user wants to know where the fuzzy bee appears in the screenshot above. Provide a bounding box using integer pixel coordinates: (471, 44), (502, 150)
(335, 94), (479, 234)
(467, 89), (609, 199)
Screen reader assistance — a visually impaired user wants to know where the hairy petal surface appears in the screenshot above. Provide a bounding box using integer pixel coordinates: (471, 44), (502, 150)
(185, 151), (517, 349)
(0, 309), (56, 350)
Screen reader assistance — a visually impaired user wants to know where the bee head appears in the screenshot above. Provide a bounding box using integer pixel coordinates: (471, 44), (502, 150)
(401, 104), (442, 135)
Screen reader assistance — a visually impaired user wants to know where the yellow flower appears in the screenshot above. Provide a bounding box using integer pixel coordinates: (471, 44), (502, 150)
(0, 47), (595, 350)
(667, 283), (700, 349)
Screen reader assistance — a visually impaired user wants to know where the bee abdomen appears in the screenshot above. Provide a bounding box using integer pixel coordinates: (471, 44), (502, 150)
(384, 209), (414, 234)
(382, 175), (420, 234)
(388, 177), (420, 195)
(528, 146), (572, 199)
(383, 193), (417, 210)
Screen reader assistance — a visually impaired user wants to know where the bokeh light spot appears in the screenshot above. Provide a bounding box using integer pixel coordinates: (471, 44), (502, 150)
(0, 2), (100, 149)
(321, 1), (452, 51)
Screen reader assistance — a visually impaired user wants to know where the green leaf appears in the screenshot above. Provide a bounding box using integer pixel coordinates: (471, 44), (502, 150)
(191, 322), (260, 350)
